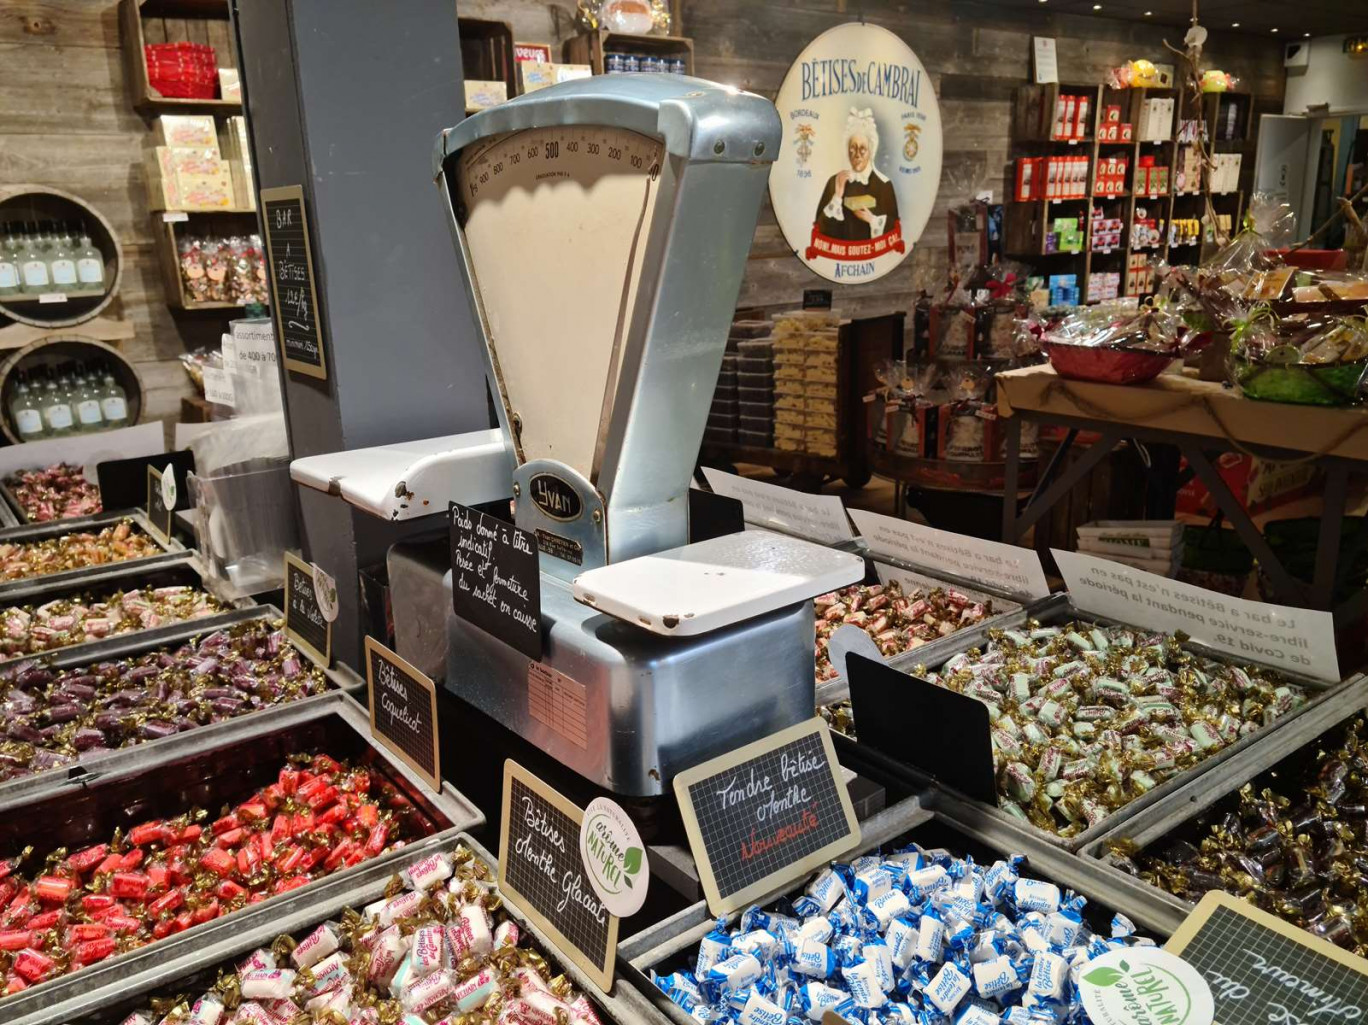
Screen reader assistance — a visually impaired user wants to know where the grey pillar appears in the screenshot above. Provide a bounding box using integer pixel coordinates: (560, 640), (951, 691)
(233, 0), (489, 667)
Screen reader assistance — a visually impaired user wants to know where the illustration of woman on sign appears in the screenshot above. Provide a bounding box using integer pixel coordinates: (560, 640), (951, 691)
(814, 108), (900, 241)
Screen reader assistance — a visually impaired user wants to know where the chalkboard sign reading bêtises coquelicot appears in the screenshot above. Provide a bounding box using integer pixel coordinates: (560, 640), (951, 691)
(673, 718), (860, 916)
(365, 637), (440, 790)
(260, 185), (326, 380)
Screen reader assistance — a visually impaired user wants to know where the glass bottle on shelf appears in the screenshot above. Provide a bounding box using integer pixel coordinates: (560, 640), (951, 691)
(40, 373), (74, 437)
(99, 367), (129, 428)
(47, 224), (78, 294)
(75, 223), (105, 291)
(0, 224), (20, 297)
(9, 374), (44, 442)
(72, 363), (104, 433)
(19, 223), (51, 294)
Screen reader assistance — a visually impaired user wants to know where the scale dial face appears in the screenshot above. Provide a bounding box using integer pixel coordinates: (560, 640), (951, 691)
(457, 125), (664, 483)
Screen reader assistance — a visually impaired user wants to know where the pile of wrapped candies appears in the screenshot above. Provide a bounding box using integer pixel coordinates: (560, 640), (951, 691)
(815, 582), (995, 682)
(3, 464), (102, 523)
(0, 521), (162, 583)
(922, 622), (1307, 837)
(0, 619), (328, 783)
(1105, 714), (1368, 954)
(108, 844), (603, 1025)
(0, 753), (422, 994)
(0, 585), (224, 659)
(655, 842), (1154, 1025)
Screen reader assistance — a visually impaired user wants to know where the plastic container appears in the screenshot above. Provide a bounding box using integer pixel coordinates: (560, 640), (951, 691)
(736, 400), (772, 420)
(702, 426), (734, 445)
(736, 429), (773, 447)
(738, 414), (772, 433)
(715, 370), (737, 389)
(736, 339), (774, 358)
(736, 370), (774, 389)
(707, 411), (737, 430)
(736, 355), (773, 374)
(189, 459), (298, 600)
(736, 384), (774, 403)
(1233, 357), (1366, 406)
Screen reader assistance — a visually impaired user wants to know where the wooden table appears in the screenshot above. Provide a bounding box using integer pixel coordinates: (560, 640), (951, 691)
(996, 364), (1368, 622)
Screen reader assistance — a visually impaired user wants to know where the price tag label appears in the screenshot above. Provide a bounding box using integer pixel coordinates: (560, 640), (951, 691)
(701, 468), (853, 544)
(499, 761), (618, 991)
(284, 551), (332, 667)
(673, 718), (860, 916)
(145, 464), (174, 544)
(365, 637), (440, 790)
(1166, 891), (1367, 1025)
(162, 211), (189, 223)
(1053, 550), (1339, 683)
(202, 366), (236, 407)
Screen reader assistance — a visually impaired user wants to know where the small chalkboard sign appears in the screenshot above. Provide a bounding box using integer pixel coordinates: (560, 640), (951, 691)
(450, 502), (542, 661)
(260, 185), (326, 380)
(803, 288), (833, 310)
(365, 636), (440, 790)
(145, 465), (174, 544)
(499, 760), (618, 991)
(673, 718), (860, 917)
(284, 551), (332, 666)
(1167, 891), (1368, 1025)
(846, 653), (997, 805)
(689, 487), (745, 543)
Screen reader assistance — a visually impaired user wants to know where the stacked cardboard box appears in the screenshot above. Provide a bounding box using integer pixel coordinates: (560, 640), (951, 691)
(145, 114), (236, 211)
(771, 310), (840, 457)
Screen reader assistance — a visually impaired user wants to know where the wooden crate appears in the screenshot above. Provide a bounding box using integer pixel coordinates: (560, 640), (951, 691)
(150, 211), (259, 312)
(119, 0), (241, 114)
(563, 31), (694, 75)
(459, 18), (519, 107)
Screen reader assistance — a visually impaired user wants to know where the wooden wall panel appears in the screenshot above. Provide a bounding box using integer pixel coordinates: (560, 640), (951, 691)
(0, 1), (225, 443)
(486, 0), (1286, 319)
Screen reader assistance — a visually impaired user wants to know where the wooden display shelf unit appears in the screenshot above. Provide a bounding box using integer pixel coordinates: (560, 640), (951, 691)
(564, 31), (694, 75)
(150, 210), (260, 313)
(1012, 83), (1102, 143)
(120, 0), (241, 114)
(459, 18), (518, 110)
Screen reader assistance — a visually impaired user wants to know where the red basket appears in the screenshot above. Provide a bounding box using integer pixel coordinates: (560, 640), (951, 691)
(1045, 341), (1174, 384)
(1267, 248), (1348, 272)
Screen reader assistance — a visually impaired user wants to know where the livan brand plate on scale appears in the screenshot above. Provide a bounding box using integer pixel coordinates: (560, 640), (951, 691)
(769, 22), (943, 284)
(498, 760), (618, 991)
(673, 718), (860, 916)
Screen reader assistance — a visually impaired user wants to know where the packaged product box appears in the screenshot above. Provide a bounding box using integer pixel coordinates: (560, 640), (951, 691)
(152, 114), (220, 153)
(218, 68), (241, 102)
(464, 80), (507, 111)
(146, 147), (234, 210)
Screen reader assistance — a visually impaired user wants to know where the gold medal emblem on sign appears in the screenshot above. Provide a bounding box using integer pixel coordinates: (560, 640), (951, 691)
(903, 123), (921, 161)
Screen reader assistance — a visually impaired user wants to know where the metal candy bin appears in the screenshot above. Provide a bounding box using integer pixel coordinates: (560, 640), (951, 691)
(0, 604), (364, 804)
(0, 554), (253, 671)
(619, 794), (1185, 1025)
(9, 833), (668, 1025)
(1077, 674), (1368, 922)
(817, 593), (1343, 854)
(0, 691), (484, 1025)
(0, 509), (186, 598)
(813, 548), (1029, 706)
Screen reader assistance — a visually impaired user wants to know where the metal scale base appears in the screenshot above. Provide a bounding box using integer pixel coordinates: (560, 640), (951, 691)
(444, 571), (814, 797)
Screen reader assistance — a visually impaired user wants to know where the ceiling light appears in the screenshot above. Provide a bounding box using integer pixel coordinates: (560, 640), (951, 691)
(1231, 21), (1240, 27)
(1144, 10), (1153, 14)
(1271, 27), (1279, 33)
(1304, 32), (1311, 37)
(1092, 3), (1101, 9)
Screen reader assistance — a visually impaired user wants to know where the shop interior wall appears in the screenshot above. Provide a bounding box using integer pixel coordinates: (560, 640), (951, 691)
(1, 2), (221, 435)
(464, 0), (1287, 319)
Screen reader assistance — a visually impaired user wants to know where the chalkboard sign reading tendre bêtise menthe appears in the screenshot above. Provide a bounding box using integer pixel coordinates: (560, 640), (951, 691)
(498, 761), (618, 992)
(1167, 891), (1368, 1025)
(364, 637), (440, 791)
(449, 502), (542, 662)
(260, 185), (326, 380)
(674, 718), (861, 917)
(283, 551), (331, 667)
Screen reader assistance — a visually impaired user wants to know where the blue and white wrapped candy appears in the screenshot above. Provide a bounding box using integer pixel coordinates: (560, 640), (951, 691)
(653, 843), (1152, 1025)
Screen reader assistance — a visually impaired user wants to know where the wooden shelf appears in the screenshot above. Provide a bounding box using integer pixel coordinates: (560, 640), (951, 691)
(119, 0), (239, 114)
(149, 211), (261, 313)
(459, 18), (518, 100)
(1, 289), (107, 306)
(564, 30), (694, 75)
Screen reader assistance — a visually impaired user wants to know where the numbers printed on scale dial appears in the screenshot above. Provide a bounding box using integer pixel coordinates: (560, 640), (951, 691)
(459, 126), (663, 203)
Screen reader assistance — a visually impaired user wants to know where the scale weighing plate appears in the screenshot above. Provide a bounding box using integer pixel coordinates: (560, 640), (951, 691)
(574, 530), (863, 636)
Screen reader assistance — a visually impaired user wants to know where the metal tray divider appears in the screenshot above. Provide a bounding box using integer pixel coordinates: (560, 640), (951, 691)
(0, 549), (197, 610)
(0, 509), (187, 597)
(0, 703), (484, 1025)
(0, 607), (364, 805)
(819, 595), (1347, 852)
(8, 833), (664, 1025)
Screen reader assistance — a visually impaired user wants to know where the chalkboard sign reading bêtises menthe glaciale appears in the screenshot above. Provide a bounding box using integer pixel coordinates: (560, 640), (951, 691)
(260, 185), (326, 380)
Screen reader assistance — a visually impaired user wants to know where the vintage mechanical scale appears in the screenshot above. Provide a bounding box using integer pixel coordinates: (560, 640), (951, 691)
(430, 77), (864, 796)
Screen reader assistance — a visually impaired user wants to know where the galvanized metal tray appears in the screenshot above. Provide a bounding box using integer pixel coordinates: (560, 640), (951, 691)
(0, 603), (363, 804)
(0, 508), (186, 597)
(0, 554), (256, 669)
(620, 793), (1185, 1025)
(814, 551), (1031, 706)
(8, 831), (672, 1025)
(1075, 675), (1368, 921)
(816, 593), (1346, 853)
(0, 693), (486, 1025)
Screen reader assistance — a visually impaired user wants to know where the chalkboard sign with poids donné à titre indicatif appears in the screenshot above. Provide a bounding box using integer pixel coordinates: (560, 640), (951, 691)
(260, 185), (326, 380)
(449, 501), (542, 662)
(365, 636), (440, 791)
(499, 760), (618, 992)
(673, 717), (861, 917)
(1166, 890), (1368, 1025)
(283, 551), (331, 667)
